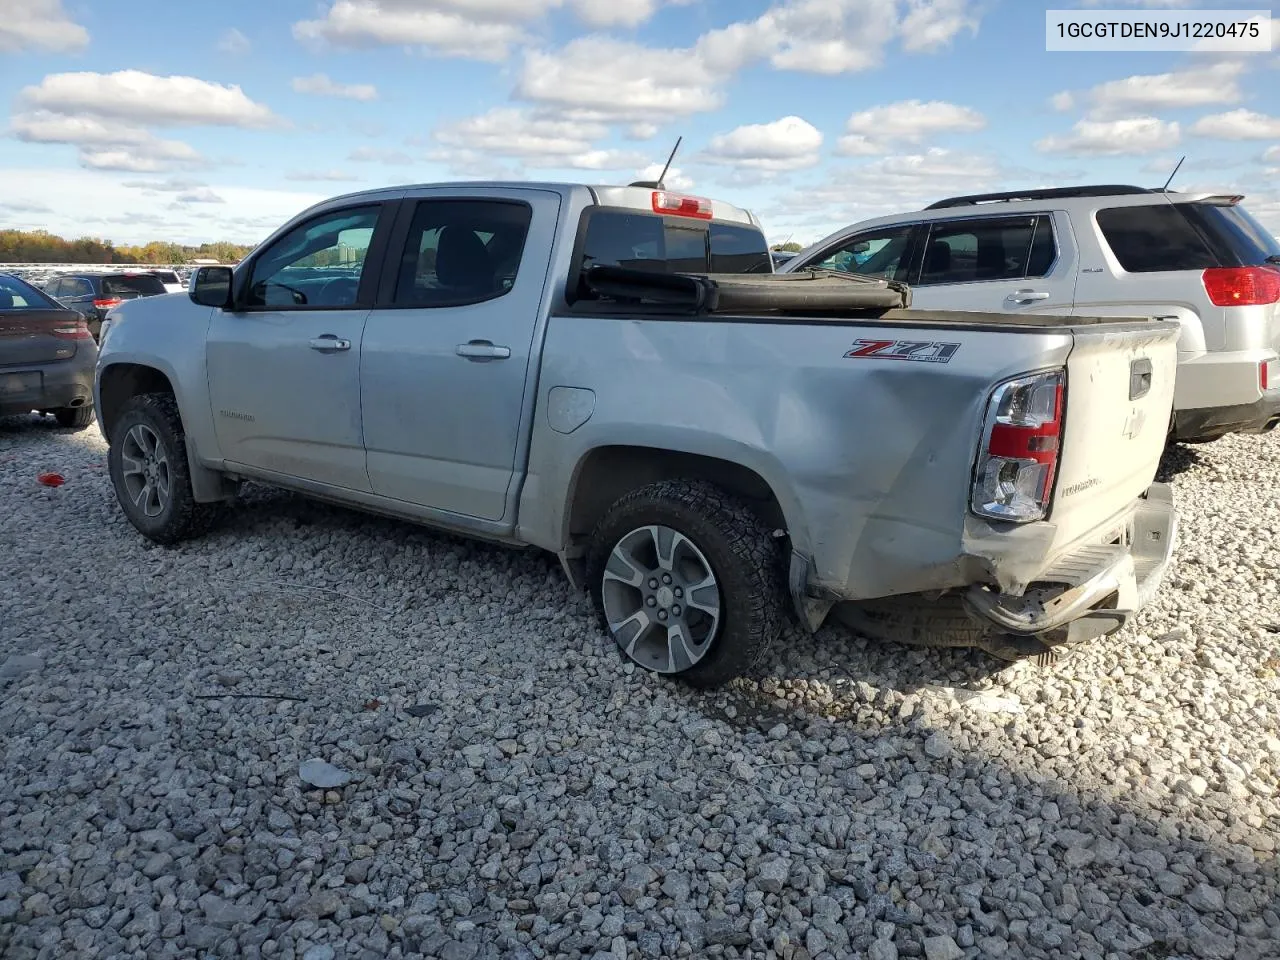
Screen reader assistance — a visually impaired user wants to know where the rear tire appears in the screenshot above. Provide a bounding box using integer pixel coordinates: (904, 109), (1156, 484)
(586, 479), (786, 688)
(107, 392), (222, 545)
(53, 405), (94, 429)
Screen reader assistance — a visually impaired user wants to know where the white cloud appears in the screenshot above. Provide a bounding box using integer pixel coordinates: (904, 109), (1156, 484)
(293, 0), (533, 61)
(899, 0), (980, 53)
(517, 37), (724, 122)
(1035, 116), (1179, 156)
(703, 116), (823, 173)
(10, 111), (205, 172)
(21, 70), (277, 129)
(0, 167), (329, 246)
(432, 107), (647, 171)
(123, 179), (209, 193)
(1086, 62), (1245, 115)
(1050, 91), (1075, 112)
(292, 73), (379, 102)
(569, 0), (659, 27)
(1192, 109), (1280, 140)
(1263, 145), (1280, 163)
(348, 146), (414, 164)
(172, 188), (226, 205)
(217, 28), (251, 56)
(765, 147), (1013, 238)
(634, 162), (693, 190)
(837, 99), (985, 155)
(0, 0), (88, 53)
(285, 169), (364, 182)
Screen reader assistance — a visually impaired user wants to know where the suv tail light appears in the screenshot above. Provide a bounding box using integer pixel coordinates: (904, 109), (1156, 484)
(971, 369), (1065, 523)
(652, 191), (713, 220)
(1201, 266), (1280, 307)
(94, 297), (123, 309)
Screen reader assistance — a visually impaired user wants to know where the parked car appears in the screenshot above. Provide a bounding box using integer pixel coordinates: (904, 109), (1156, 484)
(149, 270), (186, 294)
(771, 250), (796, 268)
(0, 272), (97, 428)
(44, 271), (168, 341)
(95, 180), (1178, 686)
(779, 185), (1280, 443)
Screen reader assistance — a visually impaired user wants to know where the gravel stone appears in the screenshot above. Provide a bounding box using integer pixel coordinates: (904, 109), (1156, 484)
(3, 419), (1279, 960)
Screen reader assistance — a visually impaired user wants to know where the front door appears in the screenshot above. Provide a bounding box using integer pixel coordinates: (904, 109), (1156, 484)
(904, 213), (1078, 315)
(360, 189), (560, 521)
(205, 202), (390, 491)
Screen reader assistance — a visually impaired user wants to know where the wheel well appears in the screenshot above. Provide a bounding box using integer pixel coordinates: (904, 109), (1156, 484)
(99, 364), (175, 437)
(566, 446), (787, 544)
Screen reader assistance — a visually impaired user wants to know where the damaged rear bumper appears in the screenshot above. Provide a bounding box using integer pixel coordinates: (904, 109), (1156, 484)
(962, 482), (1176, 646)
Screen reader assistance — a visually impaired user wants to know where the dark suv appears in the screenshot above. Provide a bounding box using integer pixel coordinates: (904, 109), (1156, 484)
(44, 272), (168, 341)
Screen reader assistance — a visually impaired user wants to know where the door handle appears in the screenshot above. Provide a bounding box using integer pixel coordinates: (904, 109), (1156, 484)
(309, 335), (351, 352)
(456, 340), (511, 361)
(1006, 290), (1051, 303)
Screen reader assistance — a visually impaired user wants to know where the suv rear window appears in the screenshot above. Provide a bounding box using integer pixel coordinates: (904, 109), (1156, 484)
(573, 209), (771, 299)
(1094, 200), (1280, 273)
(151, 271), (180, 283)
(103, 275), (166, 297)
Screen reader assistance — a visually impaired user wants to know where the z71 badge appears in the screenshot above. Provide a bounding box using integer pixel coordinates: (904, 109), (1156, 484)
(844, 339), (961, 363)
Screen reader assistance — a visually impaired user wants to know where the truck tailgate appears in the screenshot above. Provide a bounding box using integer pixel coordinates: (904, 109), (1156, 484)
(1050, 319), (1179, 542)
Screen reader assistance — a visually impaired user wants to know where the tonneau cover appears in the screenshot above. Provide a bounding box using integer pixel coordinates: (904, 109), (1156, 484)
(583, 266), (912, 313)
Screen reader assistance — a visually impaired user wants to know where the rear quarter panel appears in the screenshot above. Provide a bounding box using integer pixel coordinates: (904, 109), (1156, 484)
(520, 314), (1077, 600)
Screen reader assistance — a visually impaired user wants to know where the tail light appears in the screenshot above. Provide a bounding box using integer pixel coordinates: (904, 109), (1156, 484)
(1262, 360), (1271, 393)
(972, 369), (1065, 523)
(1201, 266), (1280, 307)
(52, 319), (94, 340)
(94, 297), (123, 310)
(652, 191), (713, 220)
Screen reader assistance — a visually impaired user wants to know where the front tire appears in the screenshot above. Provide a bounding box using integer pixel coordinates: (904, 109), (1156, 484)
(53, 405), (94, 429)
(585, 479), (786, 688)
(107, 393), (221, 545)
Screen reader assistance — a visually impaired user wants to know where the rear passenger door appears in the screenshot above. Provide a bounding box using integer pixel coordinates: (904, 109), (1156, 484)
(904, 213), (1077, 315)
(359, 188), (561, 522)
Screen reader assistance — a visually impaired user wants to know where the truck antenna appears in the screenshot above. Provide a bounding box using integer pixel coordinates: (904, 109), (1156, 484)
(656, 136), (682, 189)
(1161, 155), (1186, 193)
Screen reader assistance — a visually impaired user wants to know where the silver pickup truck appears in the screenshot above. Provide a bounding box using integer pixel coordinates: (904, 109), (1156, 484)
(94, 181), (1181, 687)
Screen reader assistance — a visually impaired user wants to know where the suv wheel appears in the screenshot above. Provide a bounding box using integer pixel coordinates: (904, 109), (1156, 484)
(53, 405), (94, 429)
(586, 479), (786, 688)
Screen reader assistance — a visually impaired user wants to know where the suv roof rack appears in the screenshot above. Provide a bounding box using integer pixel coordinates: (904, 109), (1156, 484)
(924, 185), (1155, 210)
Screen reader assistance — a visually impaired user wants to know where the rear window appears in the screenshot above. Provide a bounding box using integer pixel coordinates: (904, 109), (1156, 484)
(1178, 202), (1280, 266)
(103, 275), (166, 297)
(0, 275), (59, 309)
(574, 209), (770, 299)
(151, 271), (180, 283)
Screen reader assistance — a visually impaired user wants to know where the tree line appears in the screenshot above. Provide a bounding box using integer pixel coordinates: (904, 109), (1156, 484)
(0, 229), (253, 265)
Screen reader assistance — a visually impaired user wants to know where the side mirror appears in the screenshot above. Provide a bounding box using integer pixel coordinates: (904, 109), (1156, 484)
(189, 266), (234, 308)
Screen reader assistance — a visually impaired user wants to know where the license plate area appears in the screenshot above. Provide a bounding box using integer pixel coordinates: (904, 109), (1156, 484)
(0, 372), (42, 396)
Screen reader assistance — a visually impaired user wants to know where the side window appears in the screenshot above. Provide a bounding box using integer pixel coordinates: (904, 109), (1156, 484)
(1096, 205), (1217, 273)
(1027, 217), (1057, 277)
(918, 216), (1039, 286)
(392, 199), (533, 307)
(710, 224), (772, 274)
(68, 278), (92, 298)
(46, 278), (65, 297)
(806, 225), (915, 281)
(246, 205), (380, 308)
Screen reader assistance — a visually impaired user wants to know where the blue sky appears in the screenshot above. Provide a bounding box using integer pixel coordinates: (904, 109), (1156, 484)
(0, 0), (1276, 248)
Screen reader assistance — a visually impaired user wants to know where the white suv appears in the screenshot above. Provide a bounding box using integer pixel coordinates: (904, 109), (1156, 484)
(779, 185), (1280, 443)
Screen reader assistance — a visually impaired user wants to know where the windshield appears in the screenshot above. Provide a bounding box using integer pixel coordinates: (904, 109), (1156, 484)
(0, 274), (61, 309)
(103, 275), (166, 298)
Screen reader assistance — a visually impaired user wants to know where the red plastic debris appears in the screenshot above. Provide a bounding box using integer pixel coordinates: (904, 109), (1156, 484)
(37, 473), (66, 487)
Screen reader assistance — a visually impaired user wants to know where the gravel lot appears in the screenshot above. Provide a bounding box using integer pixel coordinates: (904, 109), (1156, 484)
(2, 413), (1278, 960)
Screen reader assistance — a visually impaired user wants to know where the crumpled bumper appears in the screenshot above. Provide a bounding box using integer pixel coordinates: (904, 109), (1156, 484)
(963, 482), (1177, 645)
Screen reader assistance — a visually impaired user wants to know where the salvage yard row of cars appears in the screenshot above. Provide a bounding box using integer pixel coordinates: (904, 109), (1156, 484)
(4, 180), (1280, 687)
